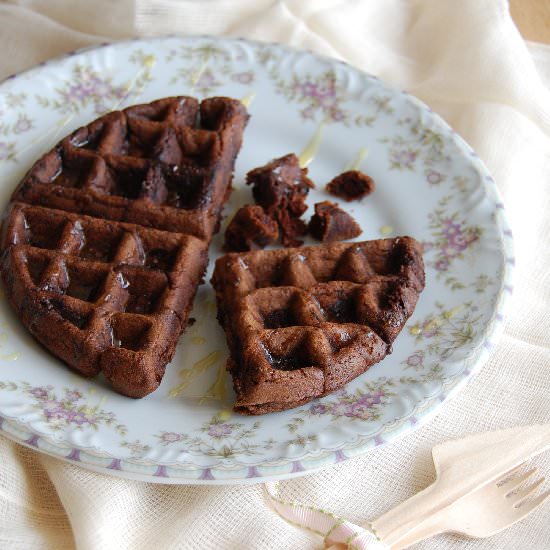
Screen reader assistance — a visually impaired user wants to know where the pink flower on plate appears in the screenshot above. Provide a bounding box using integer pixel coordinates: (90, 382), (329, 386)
(441, 218), (461, 234)
(66, 84), (90, 101)
(367, 392), (384, 406)
(315, 82), (335, 99)
(330, 107), (345, 122)
(42, 401), (68, 420)
(195, 70), (219, 92)
(434, 258), (450, 272)
(352, 395), (382, 415)
(232, 71), (254, 85)
(208, 424), (232, 438)
(160, 432), (184, 444)
(426, 170), (444, 185)
(300, 81), (317, 97)
(421, 320), (439, 338)
(447, 231), (470, 252)
(330, 402), (349, 417)
(309, 403), (327, 415)
(365, 393), (382, 407)
(69, 410), (93, 426)
(14, 115), (32, 133)
(89, 79), (113, 98)
(405, 351), (425, 368)
(391, 148), (417, 169)
(346, 402), (370, 418)
(64, 389), (83, 402)
(29, 385), (53, 400)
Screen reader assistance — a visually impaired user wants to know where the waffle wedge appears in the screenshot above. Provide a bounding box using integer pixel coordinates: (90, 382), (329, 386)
(212, 237), (424, 414)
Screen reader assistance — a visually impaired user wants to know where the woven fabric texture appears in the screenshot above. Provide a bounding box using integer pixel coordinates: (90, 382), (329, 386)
(0, 0), (549, 548)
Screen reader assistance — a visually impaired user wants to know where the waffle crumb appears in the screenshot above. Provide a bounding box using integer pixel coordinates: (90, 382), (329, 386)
(224, 205), (279, 252)
(309, 201), (362, 242)
(246, 153), (314, 247)
(326, 170), (375, 201)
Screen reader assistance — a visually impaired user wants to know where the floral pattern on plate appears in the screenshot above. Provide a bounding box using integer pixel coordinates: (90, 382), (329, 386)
(166, 43), (255, 96)
(0, 36), (513, 483)
(424, 196), (483, 289)
(0, 381), (126, 435)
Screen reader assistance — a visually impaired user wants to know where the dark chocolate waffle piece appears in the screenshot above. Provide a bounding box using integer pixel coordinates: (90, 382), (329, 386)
(1, 96), (248, 397)
(224, 205), (279, 252)
(309, 201), (362, 242)
(13, 96), (248, 239)
(246, 154), (314, 246)
(212, 237), (424, 414)
(326, 170), (375, 201)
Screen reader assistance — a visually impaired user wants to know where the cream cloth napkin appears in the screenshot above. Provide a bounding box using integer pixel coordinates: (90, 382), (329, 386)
(1, 0), (550, 548)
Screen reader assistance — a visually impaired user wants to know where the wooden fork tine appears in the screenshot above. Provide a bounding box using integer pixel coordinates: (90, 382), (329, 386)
(496, 464), (526, 484)
(499, 468), (537, 491)
(508, 478), (545, 505)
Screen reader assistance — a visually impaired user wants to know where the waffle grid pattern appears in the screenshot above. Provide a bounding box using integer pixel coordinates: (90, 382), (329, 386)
(212, 238), (425, 414)
(2, 202), (208, 397)
(15, 96), (247, 238)
(1, 96), (248, 397)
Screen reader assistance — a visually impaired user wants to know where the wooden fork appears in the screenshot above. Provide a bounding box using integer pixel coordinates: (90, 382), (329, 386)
(368, 425), (550, 549)
(384, 465), (549, 549)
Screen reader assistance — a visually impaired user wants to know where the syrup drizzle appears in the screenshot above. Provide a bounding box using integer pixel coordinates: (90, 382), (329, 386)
(345, 147), (369, 171)
(298, 121), (325, 168)
(167, 350), (221, 398)
(198, 363), (228, 404)
(240, 92), (256, 108)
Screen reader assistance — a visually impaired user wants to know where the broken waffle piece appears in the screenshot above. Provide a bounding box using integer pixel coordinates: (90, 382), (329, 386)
(0, 96), (248, 398)
(224, 205), (279, 252)
(309, 201), (362, 242)
(246, 153), (314, 246)
(326, 170), (375, 201)
(211, 236), (425, 415)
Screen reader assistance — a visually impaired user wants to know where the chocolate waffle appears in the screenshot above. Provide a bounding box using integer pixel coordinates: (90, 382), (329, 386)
(211, 237), (425, 414)
(1, 96), (248, 397)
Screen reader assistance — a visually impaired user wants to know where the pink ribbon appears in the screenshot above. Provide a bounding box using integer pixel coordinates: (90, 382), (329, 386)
(263, 482), (388, 549)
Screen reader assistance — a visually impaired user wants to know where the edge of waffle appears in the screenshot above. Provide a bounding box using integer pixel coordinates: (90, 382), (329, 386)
(1, 202), (209, 397)
(12, 96), (248, 240)
(211, 237), (425, 414)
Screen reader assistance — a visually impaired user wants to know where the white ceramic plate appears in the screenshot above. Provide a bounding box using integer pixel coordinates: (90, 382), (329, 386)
(0, 36), (513, 484)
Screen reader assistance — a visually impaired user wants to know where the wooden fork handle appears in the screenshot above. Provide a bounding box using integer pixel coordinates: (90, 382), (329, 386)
(370, 482), (450, 547)
(388, 512), (448, 549)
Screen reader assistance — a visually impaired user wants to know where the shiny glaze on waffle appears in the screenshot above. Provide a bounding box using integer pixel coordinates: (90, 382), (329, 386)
(1, 96), (248, 397)
(14, 97), (247, 239)
(211, 237), (425, 414)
